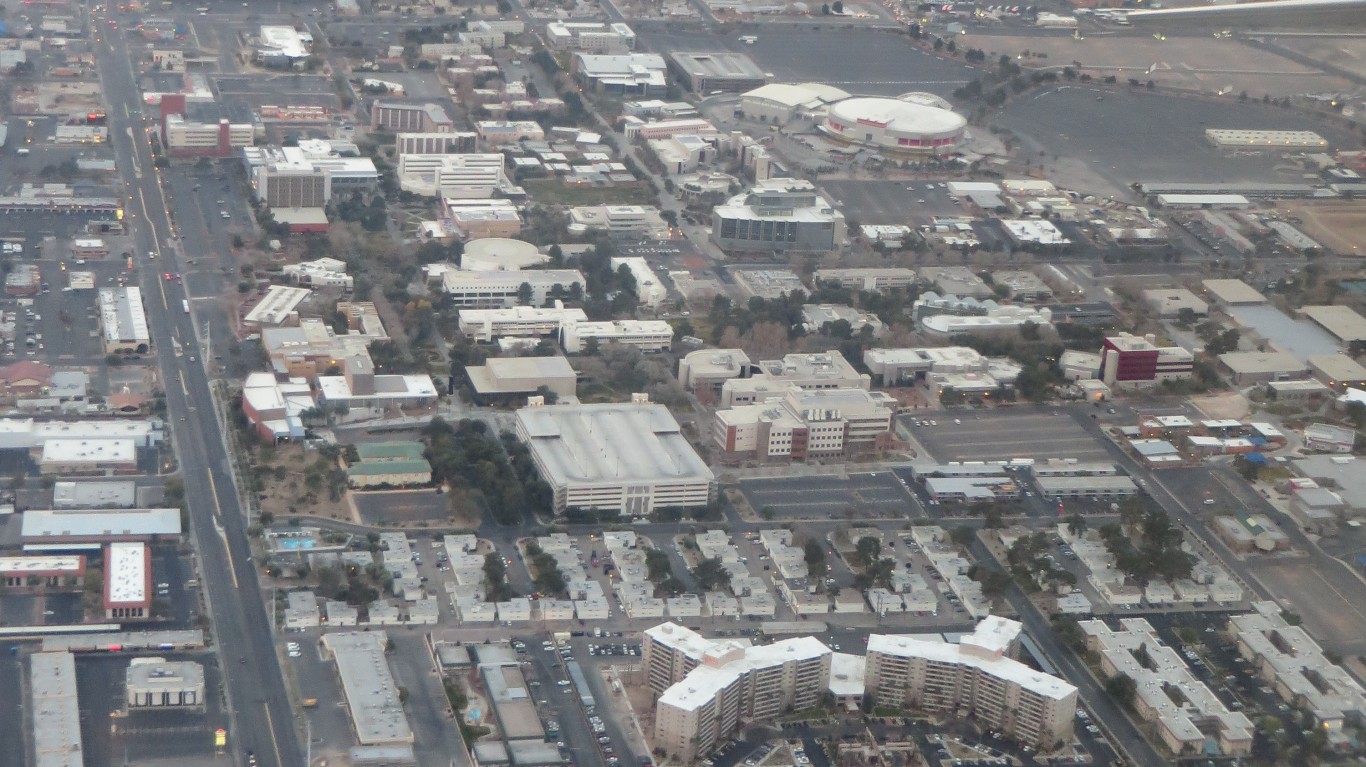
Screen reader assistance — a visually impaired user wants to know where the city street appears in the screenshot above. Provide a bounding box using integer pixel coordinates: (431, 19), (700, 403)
(93, 6), (303, 767)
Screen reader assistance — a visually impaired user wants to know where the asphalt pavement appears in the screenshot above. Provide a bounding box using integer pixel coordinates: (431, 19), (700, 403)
(94, 7), (303, 767)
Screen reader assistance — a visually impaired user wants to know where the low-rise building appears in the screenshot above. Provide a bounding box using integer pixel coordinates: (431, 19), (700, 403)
(243, 286), (312, 329)
(1309, 354), (1366, 392)
(572, 53), (667, 96)
(321, 632), (414, 745)
(126, 658), (205, 708)
(712, 179), (842, 253)
(98, 287), (150, 354)
(1100, 333), (1195, 388)
(1304, 422), (1356, 453)
(457, 305), (588, 342)
(801, 304), (883, 338)
(465, 356), (577, 403)
(344, 442), (433, 489)
(1219, 350), (1308, 386)
(104, 542), (150, 620)
(812, 268), (916, 293)
(1229, 601), (1366, 744)
(426, 265), (585, 309)
(546, 21), (636, 53)
(1081, 617), (1253, 756)
(560, 320), (673, 354)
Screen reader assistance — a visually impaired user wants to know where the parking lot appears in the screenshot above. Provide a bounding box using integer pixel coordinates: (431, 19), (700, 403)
(819, 180), (965, 227)
(906, 411), (1114, 464)
(739, 472), (917, 521)
(998, 85), (1361, 190)
(350, 488), (452, 526)
(637, 27), (975, 98)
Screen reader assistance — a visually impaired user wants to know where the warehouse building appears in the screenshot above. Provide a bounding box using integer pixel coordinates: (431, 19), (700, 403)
(20, 507), (181, 548)
(1142, 288), (1208, 319)
(667, 51), (768, 94)
(866, 618), (1077, 750)
(572, 53), (667, 96)
(98, 287), (150, 354)
(1301, 305), (1366, 351)
(1033, 475), (1138, 500)
(322, 632), (414, 745)
(738, 82), (851, 124)
(30, 651), (83, 767)
(514, 398), (715, 515)
(1218, 350), (1308, 386)
(1308, 354), (1366, 392)
(1201, 279), (1265, 307)
(1205, 128), (1327, 151)
(126, 658), (205, 708)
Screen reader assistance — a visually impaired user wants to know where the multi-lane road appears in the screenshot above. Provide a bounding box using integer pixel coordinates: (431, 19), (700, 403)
(92, 10), (302, 767)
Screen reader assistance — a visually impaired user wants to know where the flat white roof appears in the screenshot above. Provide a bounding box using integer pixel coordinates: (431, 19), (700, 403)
(828, 652), (865, 697)
(52, 480), (137, 509)
(1302, 305), (1366, 342)
(98, 287), (149, 344)
(244, 285), (311, 326)
(30, 651), (83, 767)
(107, 541), (147, 605)
(40, 438), (135, 465)
(21, 508), (182, 540)
(657, 635), (830, 712)
(323, 632), (414, 745)
(0, 554), (82, 574)
(516, 403), (713, 488)
(868, 632), (1074, 701)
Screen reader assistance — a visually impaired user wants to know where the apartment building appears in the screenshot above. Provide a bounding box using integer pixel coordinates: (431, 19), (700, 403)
(546, 21), (637, 53)
(1228, 601), (1366, 747)
(865, 618), (1077, 750)
(652, 627), (832, 763)
(1081, 617), (1253, 756)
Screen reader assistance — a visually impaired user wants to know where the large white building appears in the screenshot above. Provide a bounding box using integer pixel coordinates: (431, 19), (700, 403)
(98, 287), (150, 354)
(648, 623), (832, 763)
(714, 386), (895, 462)
(426, 265), (586, 309)
(514, 399), (716, 515)
(560, 320), (673, 354)
(610, 256), (668, 308)
(821, 93), (966, 155)
(246, 144), (378, 208)
(866, 618), (1077, 750)
(738, 82), (852, 124)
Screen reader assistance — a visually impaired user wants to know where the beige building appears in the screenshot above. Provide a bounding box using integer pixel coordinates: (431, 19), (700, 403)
(1081, 617), (1253, 757)
(465, 356), (577, 403)
(865, 618), (1077, 750)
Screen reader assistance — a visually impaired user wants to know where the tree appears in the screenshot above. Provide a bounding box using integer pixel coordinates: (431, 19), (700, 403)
(645, 548), (673, 583)
(534, 385), (559, 405)
(982, 507), (1006, 529)
(832, 0), (843, 10)
(692, 557), (731, 592)
(517, 282), (534, 306)
(820, 2), (830, 12)
(949, 525), (976, 547)
(803, 538), (828, 580)
(1104, 673), (1137, 708)
(1065, 512), (1086, 539)
(854, 536), (882, 568)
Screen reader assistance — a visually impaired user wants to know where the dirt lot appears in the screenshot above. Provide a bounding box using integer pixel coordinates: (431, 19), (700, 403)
(976, 34), (1356, 97)
(256, 445), (351, 521)
(1280, 202), (1366, 255)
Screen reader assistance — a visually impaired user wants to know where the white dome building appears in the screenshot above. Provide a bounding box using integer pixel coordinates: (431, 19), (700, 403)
(459, 238), (549, 272)
(821, 93), (966, 154)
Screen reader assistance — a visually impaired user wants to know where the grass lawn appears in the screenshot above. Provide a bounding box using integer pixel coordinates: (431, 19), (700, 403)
(521, 178), (654, 206)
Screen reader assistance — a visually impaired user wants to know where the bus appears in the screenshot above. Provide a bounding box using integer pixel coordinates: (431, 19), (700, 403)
(181, 299), (189, 314)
